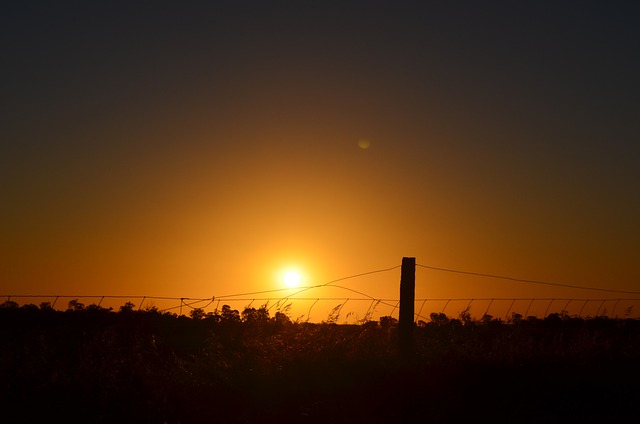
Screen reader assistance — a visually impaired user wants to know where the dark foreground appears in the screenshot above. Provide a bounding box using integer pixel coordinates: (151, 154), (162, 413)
(2, 302), (640, 423)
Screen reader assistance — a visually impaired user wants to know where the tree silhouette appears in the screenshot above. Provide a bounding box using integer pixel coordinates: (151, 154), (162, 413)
(67, 299), (84, 311)
(430, 312), (449, 326)
(39, 301), (54, 311)
(220, 304), (240, 322)
(273, 311), (291, 326)
(379, 316), (397, 326)
(119, 302), (135, 313)
(190, 307), (205, 320)
(0, 300), (19, 309)
(241, 305), (269, 324)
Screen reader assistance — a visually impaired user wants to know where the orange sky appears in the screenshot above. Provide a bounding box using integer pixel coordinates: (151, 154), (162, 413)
(2, 2), (639, 320)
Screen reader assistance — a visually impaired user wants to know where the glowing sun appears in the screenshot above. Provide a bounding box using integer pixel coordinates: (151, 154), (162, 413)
(283, 270), (302, 288)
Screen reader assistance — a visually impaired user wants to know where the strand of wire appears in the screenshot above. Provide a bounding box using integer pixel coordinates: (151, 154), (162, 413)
(215, 265), (402, 300)
(5, 261), (639, 309)
(417, 263), (640, 295)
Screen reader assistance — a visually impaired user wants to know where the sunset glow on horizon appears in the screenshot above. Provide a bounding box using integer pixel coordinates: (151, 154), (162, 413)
(1, 2), (639, 321)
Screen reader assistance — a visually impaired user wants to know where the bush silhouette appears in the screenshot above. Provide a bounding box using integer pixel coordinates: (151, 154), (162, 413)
(2, 302), (640, 422)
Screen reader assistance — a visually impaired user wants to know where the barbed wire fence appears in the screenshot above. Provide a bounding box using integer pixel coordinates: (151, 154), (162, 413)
(3, 294), (640, 323)
(3, 261), (640, 322)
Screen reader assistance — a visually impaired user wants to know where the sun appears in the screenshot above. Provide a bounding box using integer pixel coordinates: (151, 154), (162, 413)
(283, 270), (302, 288)
(273, 262), (310, 290)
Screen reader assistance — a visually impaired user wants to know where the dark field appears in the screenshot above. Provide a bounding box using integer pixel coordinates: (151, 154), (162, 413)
(2, 301), (640, 423)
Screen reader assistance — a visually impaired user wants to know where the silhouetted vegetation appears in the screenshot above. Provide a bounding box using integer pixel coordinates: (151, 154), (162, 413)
(2, 300), (640, 423)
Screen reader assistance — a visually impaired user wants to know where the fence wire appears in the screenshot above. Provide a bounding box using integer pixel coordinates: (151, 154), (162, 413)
(3, 294), (640, 323)
(4, 262), (639, 322)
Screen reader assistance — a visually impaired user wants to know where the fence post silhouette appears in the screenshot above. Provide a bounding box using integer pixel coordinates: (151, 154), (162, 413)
(399, 257), (415, 358)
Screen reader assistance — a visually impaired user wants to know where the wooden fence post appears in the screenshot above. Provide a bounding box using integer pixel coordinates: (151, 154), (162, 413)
(399, 257), (416, 357)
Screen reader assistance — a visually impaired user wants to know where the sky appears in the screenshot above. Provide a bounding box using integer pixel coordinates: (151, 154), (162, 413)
(2, 1), (639, 319)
